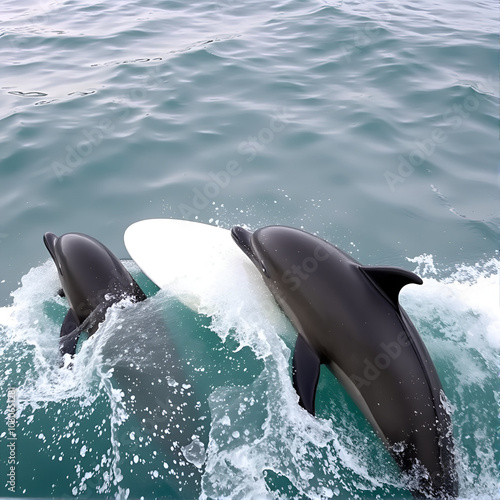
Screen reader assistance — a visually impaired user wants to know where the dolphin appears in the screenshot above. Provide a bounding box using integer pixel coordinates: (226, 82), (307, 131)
(44, 232), (147, 357)
(231, 225), (458, 499)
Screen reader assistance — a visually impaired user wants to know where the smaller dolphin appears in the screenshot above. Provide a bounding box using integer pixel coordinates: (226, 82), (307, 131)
(44, 232), (146, 358)
(231, 225), (458, 499)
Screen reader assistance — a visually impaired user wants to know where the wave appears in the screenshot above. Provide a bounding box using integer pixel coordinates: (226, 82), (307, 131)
(0, 256), (498, 498)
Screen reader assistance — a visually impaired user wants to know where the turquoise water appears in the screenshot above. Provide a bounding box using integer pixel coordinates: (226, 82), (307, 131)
(0, 0), (499, 498)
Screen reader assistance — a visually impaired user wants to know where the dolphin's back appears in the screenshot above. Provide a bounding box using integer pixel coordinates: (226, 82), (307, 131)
(279, 242), (455, 497)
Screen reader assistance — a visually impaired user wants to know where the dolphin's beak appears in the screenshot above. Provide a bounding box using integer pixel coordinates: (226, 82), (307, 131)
(43, 232), (59, 261)
(231, 226), (256, 261)
(43, 233), (64, 277)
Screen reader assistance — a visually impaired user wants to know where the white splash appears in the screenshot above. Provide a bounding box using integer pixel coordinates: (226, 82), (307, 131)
(0, 255), (498, 499)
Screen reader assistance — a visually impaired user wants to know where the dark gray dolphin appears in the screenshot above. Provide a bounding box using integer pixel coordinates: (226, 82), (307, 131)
(231, 225), (457, 499)
(44, 232), (147, 357)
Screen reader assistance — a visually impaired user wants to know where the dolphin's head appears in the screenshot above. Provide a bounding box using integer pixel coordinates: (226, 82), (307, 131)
(43, 232), (146, 319)
(231, 226), (294, 280)
(230, 226), (266, 273)
(44, 232), (98, 315)
(231, 225), (334, 285)
(44, 232), (96, 284)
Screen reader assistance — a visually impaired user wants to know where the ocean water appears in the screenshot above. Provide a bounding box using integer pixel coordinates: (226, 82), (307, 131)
(0, 0), (498, 498)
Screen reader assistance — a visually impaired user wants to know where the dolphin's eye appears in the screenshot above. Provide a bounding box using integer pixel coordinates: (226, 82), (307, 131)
(261, 261), (270, 278)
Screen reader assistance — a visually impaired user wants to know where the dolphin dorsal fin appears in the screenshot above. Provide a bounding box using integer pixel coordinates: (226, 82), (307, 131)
(360, 266), (423, 308)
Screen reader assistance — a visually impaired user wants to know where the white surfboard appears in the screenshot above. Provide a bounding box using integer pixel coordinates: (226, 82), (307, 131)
(124, 219), (284, 328)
